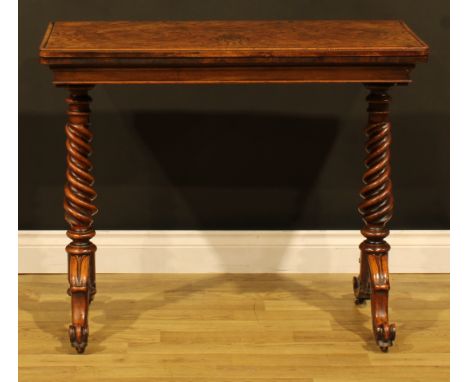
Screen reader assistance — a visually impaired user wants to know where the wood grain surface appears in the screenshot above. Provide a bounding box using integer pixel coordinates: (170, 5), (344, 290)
(40, 20), (428, 58)
(19, 274), (449, 381)
(39, 20), (429, 84)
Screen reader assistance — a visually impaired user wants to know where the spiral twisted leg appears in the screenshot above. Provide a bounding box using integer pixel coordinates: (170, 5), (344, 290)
(64, 86), (98, 354)
(354, 84), (396, 352)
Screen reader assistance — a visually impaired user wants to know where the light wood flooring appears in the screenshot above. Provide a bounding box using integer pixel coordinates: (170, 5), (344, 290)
(19, 274), (449, 381)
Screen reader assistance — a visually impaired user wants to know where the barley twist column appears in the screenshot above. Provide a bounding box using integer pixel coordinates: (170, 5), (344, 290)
(353, 84), (396, 352)
(64, 86), (98, 353)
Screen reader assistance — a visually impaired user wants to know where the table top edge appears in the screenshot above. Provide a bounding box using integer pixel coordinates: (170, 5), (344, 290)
(39, 19), (430, 62)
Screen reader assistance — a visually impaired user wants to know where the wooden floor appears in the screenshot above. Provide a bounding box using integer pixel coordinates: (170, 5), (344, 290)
(19, 274), (449, 382)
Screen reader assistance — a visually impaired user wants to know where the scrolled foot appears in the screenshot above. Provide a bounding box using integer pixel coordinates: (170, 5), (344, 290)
(355, 296), (367, 305)
(353, 275), (370, 305)
(376, 323), (396, 351)
(69, 324), (89, 354)
(89, 285), (96, 304)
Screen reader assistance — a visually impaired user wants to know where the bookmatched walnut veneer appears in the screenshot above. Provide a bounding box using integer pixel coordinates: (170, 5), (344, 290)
(39, 20), (429, 353)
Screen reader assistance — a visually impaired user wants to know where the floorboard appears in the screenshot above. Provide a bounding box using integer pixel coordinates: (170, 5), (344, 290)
(19, 274), (449, 381)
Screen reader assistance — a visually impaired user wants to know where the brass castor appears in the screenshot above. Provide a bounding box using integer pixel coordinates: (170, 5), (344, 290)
(376, 323), (396, 352)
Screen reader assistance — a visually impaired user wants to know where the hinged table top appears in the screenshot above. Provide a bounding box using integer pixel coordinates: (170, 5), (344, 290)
(40, 20), (428, 61)
(39, 20), (429, 85)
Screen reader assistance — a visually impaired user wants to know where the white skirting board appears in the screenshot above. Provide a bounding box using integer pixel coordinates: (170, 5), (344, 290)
(18, 230), (449, 274)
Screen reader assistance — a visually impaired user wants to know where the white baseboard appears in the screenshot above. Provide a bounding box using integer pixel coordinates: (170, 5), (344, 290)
(18, 230), (449, 274)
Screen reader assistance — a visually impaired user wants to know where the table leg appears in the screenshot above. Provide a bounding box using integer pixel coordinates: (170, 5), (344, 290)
(353, 84), (396, 352)
(64, 86), (98, 353)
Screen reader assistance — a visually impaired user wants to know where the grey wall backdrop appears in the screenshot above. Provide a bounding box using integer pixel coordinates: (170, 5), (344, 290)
(19, 0), (449, 230)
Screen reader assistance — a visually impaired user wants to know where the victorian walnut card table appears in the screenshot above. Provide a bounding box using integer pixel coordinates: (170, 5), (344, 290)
(39, 20), (429, 353)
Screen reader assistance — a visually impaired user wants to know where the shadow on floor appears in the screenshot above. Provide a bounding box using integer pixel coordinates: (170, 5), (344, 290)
(19, 274), (446, 354)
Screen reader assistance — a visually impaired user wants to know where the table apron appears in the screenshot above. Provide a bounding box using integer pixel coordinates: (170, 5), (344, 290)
(50, 65), (415, 85)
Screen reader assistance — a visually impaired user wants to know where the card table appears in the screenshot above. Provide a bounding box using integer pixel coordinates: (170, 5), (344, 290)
(40, 20), (429, 353)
